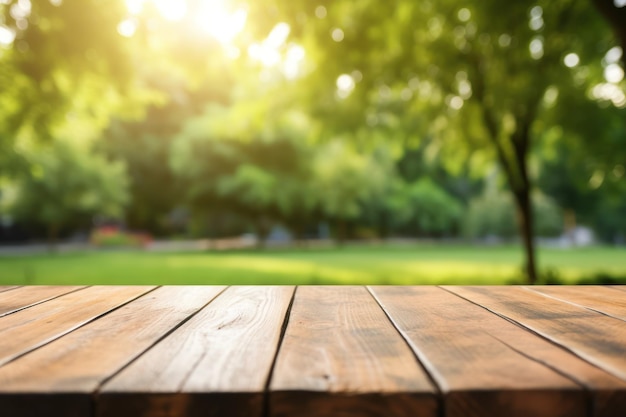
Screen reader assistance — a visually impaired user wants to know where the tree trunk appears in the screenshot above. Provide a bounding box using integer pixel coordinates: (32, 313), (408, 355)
(47, 223), (60, 253)
(291, 222), (307, 248)
(335, 218), (347, 246)
(378, 210), (390, 239)
(470, 53), (542, 284)
(255, 217), (271, 249)
(513, 189), (538, 285)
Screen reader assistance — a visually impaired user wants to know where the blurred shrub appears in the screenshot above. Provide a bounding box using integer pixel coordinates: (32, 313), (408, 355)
(533, 193), (564, 237)
(575, 273), (626, 285)
(464, 191), (563, 239)
(90, 226), (151, 248)
(464, 192), (517, 239)
(398, 179), (464, 236)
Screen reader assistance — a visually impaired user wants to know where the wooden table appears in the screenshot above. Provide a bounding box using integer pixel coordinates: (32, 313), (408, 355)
(0, 285), (625, 417)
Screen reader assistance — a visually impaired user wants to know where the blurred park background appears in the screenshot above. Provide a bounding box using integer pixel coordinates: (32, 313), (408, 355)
(0, 0), (625, 285)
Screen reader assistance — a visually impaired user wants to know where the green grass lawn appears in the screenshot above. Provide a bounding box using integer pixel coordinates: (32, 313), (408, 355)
(1, 244), (625, 285)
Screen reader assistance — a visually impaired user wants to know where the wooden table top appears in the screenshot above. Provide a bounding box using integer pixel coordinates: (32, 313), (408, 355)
(0, 285), (625, 417)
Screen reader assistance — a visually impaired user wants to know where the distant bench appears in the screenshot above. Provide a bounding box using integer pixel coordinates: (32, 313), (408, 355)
(0, 284), (625, 417)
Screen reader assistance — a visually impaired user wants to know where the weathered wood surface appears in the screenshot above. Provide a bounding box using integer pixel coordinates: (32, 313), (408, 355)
(100, 286), (294, 417)
(0, 285), (624, 417)
(0, 285), (85, 317)
(447, 286), (626, 382)
(0, 285), (19, 293)
(0, 286), (225, 417)
(0, 286), (155, 368)
(270, 286), (437, 417)
(371, 286), (586, 417)
(529, 285), (626, 321)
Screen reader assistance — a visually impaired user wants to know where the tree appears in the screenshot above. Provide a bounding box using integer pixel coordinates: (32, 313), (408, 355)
(402, 179), (463, 237)
(171, 96), (318, 243)
(0, 0), (135, 146)
(250, 0), (615, 283)
(464, 189), (563, 240)
(7, 137), (128, 249)
(101, 77), (231, 235)
(313, 141), (375, 243)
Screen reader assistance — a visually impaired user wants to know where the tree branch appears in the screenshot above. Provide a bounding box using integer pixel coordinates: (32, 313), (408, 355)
(469, 53), (520, 190)
(591, 0), (626, 67)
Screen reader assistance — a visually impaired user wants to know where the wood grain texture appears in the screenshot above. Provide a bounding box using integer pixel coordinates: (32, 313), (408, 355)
(0, 286), (19, 293)
(0, 285), (154, 367)
(270, 286), (437, 417)
(99, 286), (294, 417)
(447, 286), (626, 383)
(0, 286), (225, 417)
(0, 286), (86, 317)
(441, 286), (626, 417)
(2, 285), (626, 417)
(609, 286), (626, 292)
(529, 286), (626, 322)
(370, 286), (586, 417)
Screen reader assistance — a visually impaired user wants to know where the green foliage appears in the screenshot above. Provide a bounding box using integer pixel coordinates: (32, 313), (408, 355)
(170, 102), (321, 240)
(1, 0), (624, 257)
(8, 138), (128, 239)
(464, 190), (563, 239)
(402, 179), (463, 236)
(533, 192), (565, 237)
(464, 191), (517, 239)
(0, 0), (135, 142)
(314, 141), (371, 221)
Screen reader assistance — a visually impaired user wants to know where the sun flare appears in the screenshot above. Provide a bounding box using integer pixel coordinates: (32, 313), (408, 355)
(196, 2), (247, 44)
(125, 0), (247, 44)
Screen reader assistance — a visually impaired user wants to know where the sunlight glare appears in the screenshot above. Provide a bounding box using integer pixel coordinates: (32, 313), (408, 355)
(248, 43), (281, 67)
(315, 5), (327, 19)
(125, 0), (143, 15)
(0, 25), (15, 45)
(604, 64), (624, 83)
(117, 19), (137, 37)
(605, 46), (623, 65)
(125, 0), (248, 44)
(563, 53), (579, 68)
(529, 37), (544, 60)
(592, 83), (626, 108)
(154, 0), (187, 21)
(196, 1), (247, 44)
(248, 22), (299, 73)
(266, 22), (290, 48)
(284, 45), (305, 79)
(336, 74), (355, 98)
(331, 28), (344, 42)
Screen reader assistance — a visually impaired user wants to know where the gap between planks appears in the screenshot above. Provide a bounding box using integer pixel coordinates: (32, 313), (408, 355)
(261, 286), (298, 417)
(365, 285), (446, 417)
(0, 286), (89, 318)
(442, 285), (626, 417)
(2, 285), (625, 417)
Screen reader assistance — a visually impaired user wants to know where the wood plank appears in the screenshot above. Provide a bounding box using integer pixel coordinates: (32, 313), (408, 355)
(447, 286), (626, 383)
(0, 286), (225, 417)
(529, 286), (626, 321)
(99, 286), (294, 417)
(370, 286), (586, 417)
(440, 286), (626, 417)
(609, 286), (626, 293)
(0, 286), (86, 317)
(0, 286), (20, 293)
(270, 286), (437, 417)
(0, 285), (154, 367)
